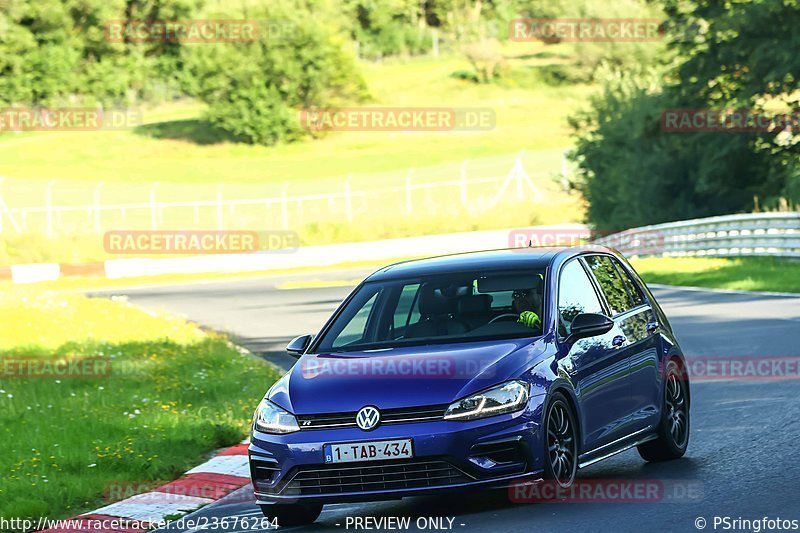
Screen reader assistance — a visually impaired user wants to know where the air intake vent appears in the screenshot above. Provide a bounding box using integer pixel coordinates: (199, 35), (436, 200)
(277, 459), (472, 496)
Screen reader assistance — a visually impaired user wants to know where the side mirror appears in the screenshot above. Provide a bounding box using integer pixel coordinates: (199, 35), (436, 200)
(286, 334), (313, 358)
(565, 313), (614, 345)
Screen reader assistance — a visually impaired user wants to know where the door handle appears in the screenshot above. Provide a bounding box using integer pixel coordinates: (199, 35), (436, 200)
(646, 321), (659, 334)
(612, 335), (626, 347)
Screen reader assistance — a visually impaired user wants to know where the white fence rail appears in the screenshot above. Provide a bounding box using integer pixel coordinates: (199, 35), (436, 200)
(0, 153), (552, 236)
(594, 212), (800, 258)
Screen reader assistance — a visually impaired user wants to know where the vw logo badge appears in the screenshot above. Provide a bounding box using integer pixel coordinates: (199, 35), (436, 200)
(356, 406), (380, 431)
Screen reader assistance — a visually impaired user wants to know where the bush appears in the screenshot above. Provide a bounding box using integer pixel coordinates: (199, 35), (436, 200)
(569, 0), (800, 231)
(184, 5), (368, 145)
(518, 0), (669, 83)
(462, 38), (506, 83)
(0, 0), (201, 107)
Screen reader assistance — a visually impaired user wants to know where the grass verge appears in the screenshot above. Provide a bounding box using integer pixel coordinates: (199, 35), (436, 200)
(0, 290), (279, 521)
(631, 256), (800, 294)
(0, 53), (591, 184)
(0, 50), (588, 267)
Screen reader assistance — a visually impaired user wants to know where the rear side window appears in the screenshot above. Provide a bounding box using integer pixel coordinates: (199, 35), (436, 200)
(558, 259), (604, 336)
(584, 255), (641, 315)
(614, 261), (645, 308)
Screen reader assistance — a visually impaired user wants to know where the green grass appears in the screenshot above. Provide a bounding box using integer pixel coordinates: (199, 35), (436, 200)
(0, 290), (280, 521)
(0, 49), (590, 266)
(0, 53), (592, 185)
(631, 256), (800, 293)
(0, 289), (206, 351)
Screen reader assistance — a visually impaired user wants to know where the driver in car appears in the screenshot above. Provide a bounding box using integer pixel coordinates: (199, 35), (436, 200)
(512, 288), (542, 329)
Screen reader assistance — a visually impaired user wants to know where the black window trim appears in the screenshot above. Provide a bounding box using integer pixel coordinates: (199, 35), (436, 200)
(582, 253), (650, 319)
(611, 255), (653, 308)
(555, 256), (609, 342)
(609, 256), (647, 310)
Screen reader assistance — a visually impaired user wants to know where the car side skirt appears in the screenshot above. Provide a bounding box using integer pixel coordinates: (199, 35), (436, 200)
(578, 426), (658, 468)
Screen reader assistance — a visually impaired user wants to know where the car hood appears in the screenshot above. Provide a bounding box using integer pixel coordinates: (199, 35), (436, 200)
(269, 338), (545, 414)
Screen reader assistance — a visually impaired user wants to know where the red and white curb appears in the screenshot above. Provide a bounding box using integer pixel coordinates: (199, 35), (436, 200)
(41, 441), (251, 532)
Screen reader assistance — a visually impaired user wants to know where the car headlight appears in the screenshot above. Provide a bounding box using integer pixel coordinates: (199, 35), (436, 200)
(444, 380), (530, 421)
(253, 398), (300, 434)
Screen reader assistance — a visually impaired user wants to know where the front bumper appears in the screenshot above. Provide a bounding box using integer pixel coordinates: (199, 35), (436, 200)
(249, 396), (546, 504)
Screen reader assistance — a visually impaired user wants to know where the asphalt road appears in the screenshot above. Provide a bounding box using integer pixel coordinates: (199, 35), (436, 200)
(97, 272), (800, 533)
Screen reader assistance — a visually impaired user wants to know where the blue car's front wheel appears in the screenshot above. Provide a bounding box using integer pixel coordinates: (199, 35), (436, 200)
(544, 392), (578, 487)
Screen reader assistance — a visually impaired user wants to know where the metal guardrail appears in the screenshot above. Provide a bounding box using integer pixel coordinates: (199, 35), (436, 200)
(593, 212), (800, 258)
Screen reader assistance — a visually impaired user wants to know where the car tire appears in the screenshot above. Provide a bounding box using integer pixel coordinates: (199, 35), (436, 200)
(543, 391), (578, 488)
(259, 503), (323, 527)
(637, 359), (689, 462)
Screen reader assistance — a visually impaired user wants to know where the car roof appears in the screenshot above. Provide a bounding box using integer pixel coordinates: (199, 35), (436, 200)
(365, 245), (615, 282)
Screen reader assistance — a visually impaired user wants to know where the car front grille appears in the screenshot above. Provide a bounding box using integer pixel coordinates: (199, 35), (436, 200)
(295, 404), (447, 430)
(278, 459), (473, 496)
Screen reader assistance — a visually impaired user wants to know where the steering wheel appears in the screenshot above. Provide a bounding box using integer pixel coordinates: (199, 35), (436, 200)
(488, 313), (519, 325)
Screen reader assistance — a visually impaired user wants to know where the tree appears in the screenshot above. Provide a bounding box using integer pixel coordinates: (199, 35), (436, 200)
(0, 0), (200, 106)
(341, 0), (433, 58)
(569, 0), (800, 231)
(184, 3), (368, 145)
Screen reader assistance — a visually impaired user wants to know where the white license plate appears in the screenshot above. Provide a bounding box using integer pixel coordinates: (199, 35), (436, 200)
(324, 439), (413, 464)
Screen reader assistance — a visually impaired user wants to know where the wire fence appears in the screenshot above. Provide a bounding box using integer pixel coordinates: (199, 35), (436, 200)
(0, 152), (566, 237)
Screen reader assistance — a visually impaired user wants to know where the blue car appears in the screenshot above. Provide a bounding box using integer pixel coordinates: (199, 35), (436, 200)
(249, 246), (690, 525)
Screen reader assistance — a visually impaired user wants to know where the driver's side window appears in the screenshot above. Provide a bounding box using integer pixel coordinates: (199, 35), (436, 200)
(558, 259), (604, 337)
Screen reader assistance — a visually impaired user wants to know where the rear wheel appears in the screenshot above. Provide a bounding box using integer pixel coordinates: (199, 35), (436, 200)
(638, 359), (689, 462)
(543, 392), (578, 487)
(259, 503), (323, 527)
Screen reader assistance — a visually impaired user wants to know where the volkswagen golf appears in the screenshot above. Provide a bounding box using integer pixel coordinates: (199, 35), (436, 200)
(249, 245), (690, 525)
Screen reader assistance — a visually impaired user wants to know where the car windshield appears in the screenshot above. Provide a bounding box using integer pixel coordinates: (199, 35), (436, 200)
(313, 269), (547, 353)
